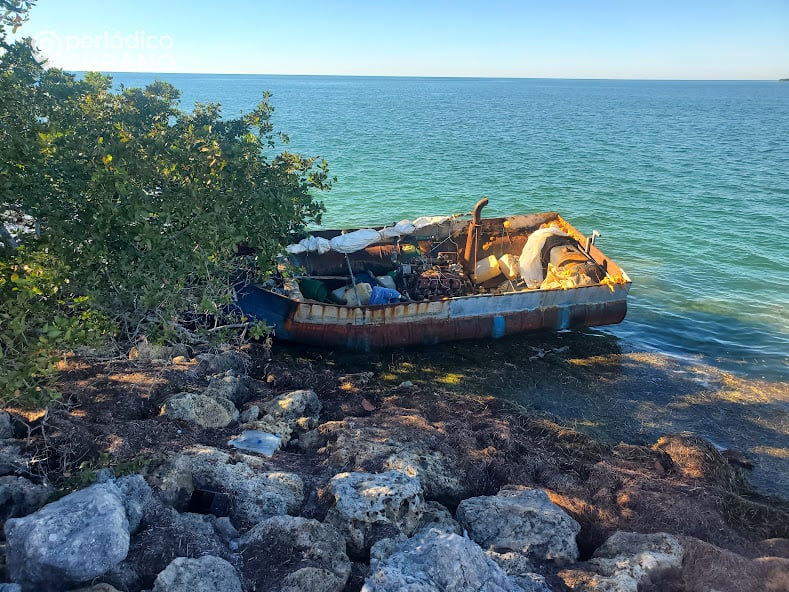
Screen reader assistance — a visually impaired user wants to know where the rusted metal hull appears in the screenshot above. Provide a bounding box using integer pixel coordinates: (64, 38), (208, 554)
(237, 211), (631, 350)
(237, 281), (629, 350)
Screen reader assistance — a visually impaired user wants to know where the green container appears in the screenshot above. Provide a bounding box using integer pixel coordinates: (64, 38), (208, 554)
(299, 278), (328, 302)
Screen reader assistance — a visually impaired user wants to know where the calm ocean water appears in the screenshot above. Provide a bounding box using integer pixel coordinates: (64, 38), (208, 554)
(106, 73), (789, 381)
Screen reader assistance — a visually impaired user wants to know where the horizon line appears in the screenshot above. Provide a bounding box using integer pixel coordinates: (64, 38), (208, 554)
(68, 70), (787, 82)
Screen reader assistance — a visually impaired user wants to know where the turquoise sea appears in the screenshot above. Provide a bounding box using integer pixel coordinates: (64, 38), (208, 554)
(107, 73), (789, 382)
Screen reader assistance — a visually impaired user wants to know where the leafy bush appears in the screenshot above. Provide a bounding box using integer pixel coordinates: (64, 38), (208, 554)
(1, 9), (331, 404)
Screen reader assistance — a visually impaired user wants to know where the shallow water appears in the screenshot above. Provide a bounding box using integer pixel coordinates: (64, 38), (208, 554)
(106, 73), (789, 382)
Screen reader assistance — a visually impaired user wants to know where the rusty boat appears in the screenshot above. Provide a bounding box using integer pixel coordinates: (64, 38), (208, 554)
(237, 199), (631, 350)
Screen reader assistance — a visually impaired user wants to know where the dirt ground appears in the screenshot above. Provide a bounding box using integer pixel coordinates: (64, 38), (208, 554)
(4, 332), (789, 590)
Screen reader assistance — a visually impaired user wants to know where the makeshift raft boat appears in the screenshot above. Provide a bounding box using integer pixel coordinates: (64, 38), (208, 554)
(237, 199), (631, 350)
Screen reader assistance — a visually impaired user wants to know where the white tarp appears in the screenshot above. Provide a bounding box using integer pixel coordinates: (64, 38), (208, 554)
(285, 235), (332, 255)
(519, 226), (568, 287)
(283, 215), (454, 255)
(329, 228), (383, 253)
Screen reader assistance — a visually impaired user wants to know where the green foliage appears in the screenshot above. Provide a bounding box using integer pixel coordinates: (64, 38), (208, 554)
(1, 18), (330, 405)
(0, 248), (112, 406)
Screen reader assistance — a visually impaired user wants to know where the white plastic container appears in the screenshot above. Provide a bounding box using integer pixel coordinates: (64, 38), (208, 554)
(330, 286), (348, 304)
(376, 275), (397, 290)
(474, 255), (501, 284)
(498, 254), (520, 280)
(344, 282), (372, 306)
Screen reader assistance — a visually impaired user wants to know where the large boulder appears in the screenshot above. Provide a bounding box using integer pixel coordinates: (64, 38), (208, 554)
(161, 392), (239, 428)
(456, 486), (581, 564)
(150, 447), (303, 526)
(4, 475), (151, 592)
(363, 528), (527, 592)
(152, 556), (242, 592)
(559, 531), (684, 592)
(239, 515), (351, 592)
(0, 476), (53, 521)
(321, 420), (470, 503)
(324, 471), (425, 557)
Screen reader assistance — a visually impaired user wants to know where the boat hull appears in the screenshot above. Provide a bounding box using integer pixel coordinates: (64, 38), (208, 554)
(237, 282), (630, 350)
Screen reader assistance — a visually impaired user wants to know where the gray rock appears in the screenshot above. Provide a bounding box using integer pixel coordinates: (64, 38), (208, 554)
(239, 404), (259, 422)
(70, 585), (123, 592)
(152, 556), (242, 592)
(0, 443), (26, 476)
(261, 389), (322, 423)
(324, 471), (425, 557)
(150, 447), (303, 526)
(363, 528), (526, 592)
(486, 551), (552, 592)
(294, 428), (327, 452)
(0, 412), (13, 439)
(116, 474), (151, 533)
(0, 584), (22, 592)
(0, 476), (52, 521)
(195, 350), (250, 375)
(562, 531), (684, 592)
(419, 500), (462, 535)
(239, 515), (351, 592)
(457, 486), (581, 564)
(4, 477), (151, 591)
(214, 516), (239, 543)
(280, 567), (346, 592)
(241, 389), (323, 446)
(161, 392), (239, 428)
(205, 374), (253, 405)
(322, 422), (469, 502)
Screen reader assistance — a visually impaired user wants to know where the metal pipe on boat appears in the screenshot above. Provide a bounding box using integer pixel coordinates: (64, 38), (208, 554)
(462, 197), (489, 274)
(584, 230), (601, 253)
(345, 253), (361, 306)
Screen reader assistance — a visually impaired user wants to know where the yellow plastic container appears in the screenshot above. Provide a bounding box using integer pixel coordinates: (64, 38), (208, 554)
(474, 255), (501, 284)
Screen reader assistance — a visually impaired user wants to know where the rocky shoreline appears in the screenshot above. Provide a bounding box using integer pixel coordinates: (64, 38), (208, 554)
(1, 341), (787, 591)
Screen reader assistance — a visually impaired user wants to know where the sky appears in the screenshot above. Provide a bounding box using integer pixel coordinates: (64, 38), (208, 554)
(11, 0), (789, 79)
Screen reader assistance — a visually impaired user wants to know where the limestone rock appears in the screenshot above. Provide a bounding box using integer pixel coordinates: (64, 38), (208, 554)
(4, 476), (151, 591)
(321, 421), (470, 503)
(194, 350), (250, 376)
(240, 404), (260, 422)
(419, 500), (462, 535)
(261, 389), (322, 423)
(363, 528), (526, 592)
(0, 584), (21, 592)
(151, 447), (303, 526)
(280, 567), (346, 592)
(456, 486), (581, 564)
(324, 470), (425, 557)
(161, 392), (239, 428)
(559, 531), (684, 592)
(152, 556), (242, 592)
(0, 476), (52, 521)
(205, 374), (254, 405)
(486, 551), (552, 592)
(239, 515), (351, 592)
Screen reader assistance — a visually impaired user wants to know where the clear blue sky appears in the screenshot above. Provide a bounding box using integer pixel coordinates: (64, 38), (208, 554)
(13, 0), (789, 79)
